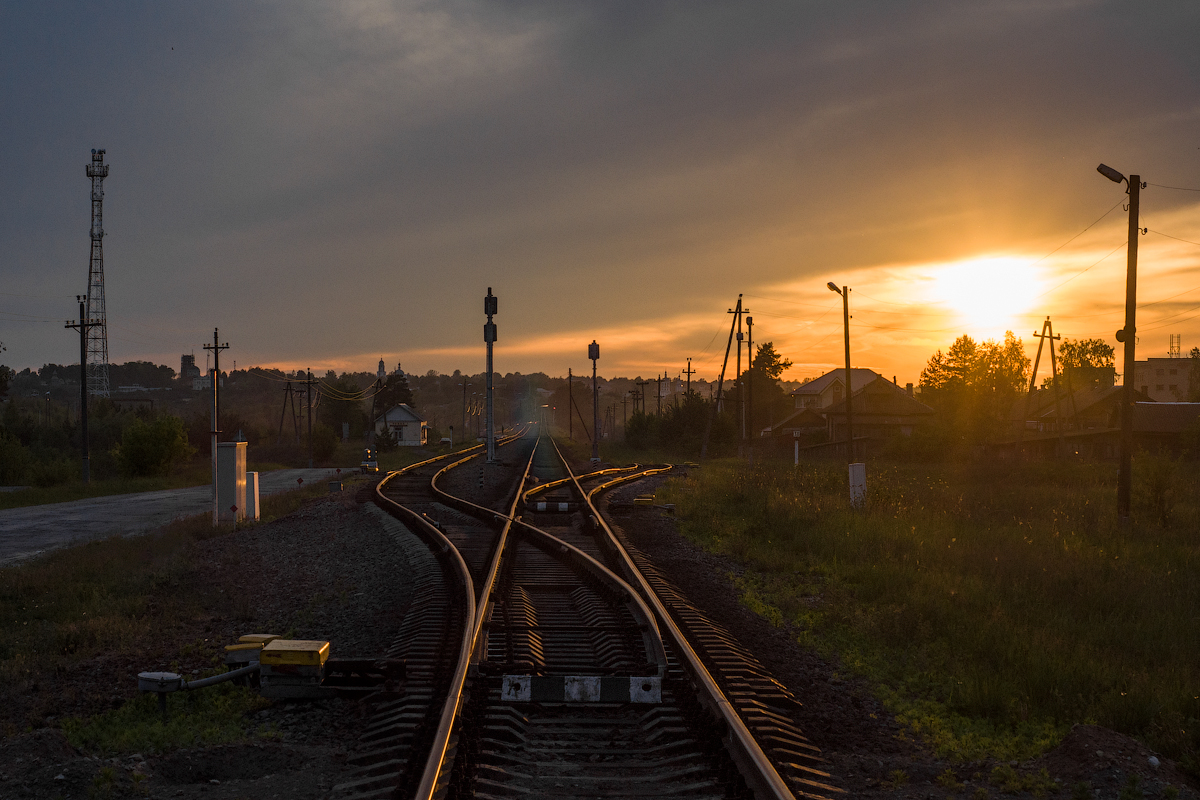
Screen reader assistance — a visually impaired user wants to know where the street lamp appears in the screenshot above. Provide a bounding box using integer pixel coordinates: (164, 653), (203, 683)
(1097, 163), (1143, 526)
(827, 283), (854, 463)
(828, 281), (864, 508)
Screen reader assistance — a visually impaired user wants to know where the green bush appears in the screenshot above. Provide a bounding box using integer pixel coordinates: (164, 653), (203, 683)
(113, 415), (194, 477)
(0, 431), (31, 483)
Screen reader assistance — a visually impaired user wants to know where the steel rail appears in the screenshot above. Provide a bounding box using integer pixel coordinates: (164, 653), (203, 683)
(404, 427), (534, 800)
(552, 439), (797, 800)
(521, 464), (640, 504)
(428, 435), (668, 675)
(375, 459), (480, 800)
(506, 516), (669, 676)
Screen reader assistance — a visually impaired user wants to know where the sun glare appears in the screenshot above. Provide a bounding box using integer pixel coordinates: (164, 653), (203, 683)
(930, 257), (1041, 334)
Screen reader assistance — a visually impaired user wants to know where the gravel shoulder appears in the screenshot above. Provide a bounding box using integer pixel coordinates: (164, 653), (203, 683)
(1, 483), (414, 799)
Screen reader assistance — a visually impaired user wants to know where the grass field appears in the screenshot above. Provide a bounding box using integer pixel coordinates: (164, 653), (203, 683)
(656, 454), (1200, 770)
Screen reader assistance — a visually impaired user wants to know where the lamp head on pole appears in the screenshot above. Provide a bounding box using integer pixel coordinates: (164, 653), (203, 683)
(1097, 163), (1126, 184)
(827, 282), (842, 295)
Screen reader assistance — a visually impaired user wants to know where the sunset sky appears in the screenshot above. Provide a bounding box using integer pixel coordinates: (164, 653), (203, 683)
(3, 2), (1199, 384)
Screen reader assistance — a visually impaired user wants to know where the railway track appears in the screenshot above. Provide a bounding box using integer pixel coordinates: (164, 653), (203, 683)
(339, 427), (842, 800)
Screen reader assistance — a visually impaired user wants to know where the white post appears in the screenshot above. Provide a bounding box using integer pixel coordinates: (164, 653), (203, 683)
(849, 462), (866, 509)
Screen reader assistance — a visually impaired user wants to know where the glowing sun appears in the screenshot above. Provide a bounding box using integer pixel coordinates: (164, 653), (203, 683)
(931, 257), (1042, 334)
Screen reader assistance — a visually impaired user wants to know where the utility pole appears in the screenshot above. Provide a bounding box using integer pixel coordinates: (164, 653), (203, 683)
(702, 295), (741, 460)
(621, 394), (628, 436)
(1097, 164), (1143, 525)
(746, 315), (754, 461)
(589, 341), (600, 462)
(635, 380), (651, 413)
(300, 369), (316, 468)
(203, 330), (229, 526)
(369, 358), (385, 449)
(827, 283), (853, 463)
(1023, 318), (1067, 456)
(65, 296), (101, 482)
(656, 373), (663, 416)
(568, 368), (573, 440)
(484, 288), (498, 463)
(684, 358), (695, 396)
(731, 304), (746, 454)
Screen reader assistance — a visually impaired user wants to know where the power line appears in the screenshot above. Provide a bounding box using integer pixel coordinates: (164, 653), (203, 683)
(1148, 229), (1200, 248)
(1148, 183), (1200, 192)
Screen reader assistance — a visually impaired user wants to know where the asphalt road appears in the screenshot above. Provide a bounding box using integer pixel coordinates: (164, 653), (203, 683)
(0, 468), (355, 566)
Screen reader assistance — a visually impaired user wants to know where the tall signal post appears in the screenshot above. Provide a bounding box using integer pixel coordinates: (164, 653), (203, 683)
(589, 341), (600, 462)
(85, 150), (111, 397)
(484, 288), (498, 462)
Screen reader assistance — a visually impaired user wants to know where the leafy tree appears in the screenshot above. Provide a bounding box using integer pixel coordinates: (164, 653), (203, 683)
(0, 341), (9, 398)
(375, 371), (414, 413)
(742, 341), (794, 434)
(919, 331), (1030, 443)
(1058, 338), (1115, 369)
(319, 375), (367, 438)
(114, 414), (194, 477)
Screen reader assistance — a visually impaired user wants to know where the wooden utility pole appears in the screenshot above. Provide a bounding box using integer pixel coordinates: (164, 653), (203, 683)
(1021, 317), (1067, 456)
(568, 368), (573, 439)
(64, 296), (101, 482)
(203, 330), (229, 526)
(635, 380), (651, 413)
(702, 295), (741, 460)
(746, 315), (754, 459)
(684, 358), (695, 396)
(656, 373), (663, 415)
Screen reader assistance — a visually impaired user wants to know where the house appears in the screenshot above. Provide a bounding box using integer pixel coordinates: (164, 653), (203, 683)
(1132, 357), (1194, 402)
(789, 368), (883, 411)
(823, 377), (936, 441)
(374, 404), (429, 446)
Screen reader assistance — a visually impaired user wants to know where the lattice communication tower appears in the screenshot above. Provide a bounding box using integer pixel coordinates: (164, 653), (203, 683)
(86, 149), (110, 397)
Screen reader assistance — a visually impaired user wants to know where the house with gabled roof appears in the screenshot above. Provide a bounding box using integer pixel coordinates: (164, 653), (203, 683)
(374, 403), (429, 446)
(789, 368), (883, 412)
(822, 376), (936, 441)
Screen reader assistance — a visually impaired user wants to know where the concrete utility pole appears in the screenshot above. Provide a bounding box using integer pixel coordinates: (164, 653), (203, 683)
(65, 296), (101, 482)
(589, 341), (600, 462)
(203, 329), (229, 526)
(684, 358), (695, 396)
(484, 288), (498, 463)
(1097, 164), (1143, 526)
(568, 368), (573, 439)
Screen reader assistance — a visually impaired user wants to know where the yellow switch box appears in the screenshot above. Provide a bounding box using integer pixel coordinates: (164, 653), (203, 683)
(238, 634), (280, 645)
(224, 643), (263, 653)
(260, 639), (330, 667)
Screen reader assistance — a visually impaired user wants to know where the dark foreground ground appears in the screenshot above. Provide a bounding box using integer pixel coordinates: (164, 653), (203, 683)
(0, 474), (1194, 799)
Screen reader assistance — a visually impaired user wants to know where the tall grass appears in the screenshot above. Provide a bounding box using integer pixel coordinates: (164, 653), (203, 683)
(660, 455), (1200, 767)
